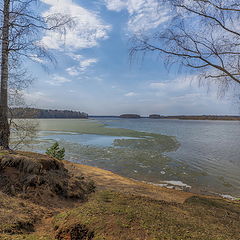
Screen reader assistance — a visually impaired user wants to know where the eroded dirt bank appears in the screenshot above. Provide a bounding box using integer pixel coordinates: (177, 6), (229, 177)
(0, 151), (239, 240)
(64, 161), (195, 204)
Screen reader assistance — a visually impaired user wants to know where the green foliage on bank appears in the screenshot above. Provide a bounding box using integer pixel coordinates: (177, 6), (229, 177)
(46, 142), (65, 160)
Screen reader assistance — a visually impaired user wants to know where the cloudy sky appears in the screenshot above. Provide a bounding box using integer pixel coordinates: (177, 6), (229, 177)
(24, 0), (239, 116)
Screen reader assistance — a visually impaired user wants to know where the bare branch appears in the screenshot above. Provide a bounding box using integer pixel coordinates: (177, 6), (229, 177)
(130, 0), (240, 96)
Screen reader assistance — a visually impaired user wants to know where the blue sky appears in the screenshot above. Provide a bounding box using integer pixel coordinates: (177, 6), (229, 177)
(23, 0), (239, 116)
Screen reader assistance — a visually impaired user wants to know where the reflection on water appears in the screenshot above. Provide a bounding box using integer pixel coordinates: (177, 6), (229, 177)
(17, 118), (240, 197)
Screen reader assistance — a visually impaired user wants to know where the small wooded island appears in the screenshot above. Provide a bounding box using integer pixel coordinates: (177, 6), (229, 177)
(119, 114), (141, 118)
(149, 114), (161, 119)
(8, 108), (240, 121)
(149, 115), (240, 121)
(119, 114), (240, 121)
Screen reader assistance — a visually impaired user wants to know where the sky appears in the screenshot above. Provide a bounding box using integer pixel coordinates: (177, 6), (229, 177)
(23, 0), (239, 116)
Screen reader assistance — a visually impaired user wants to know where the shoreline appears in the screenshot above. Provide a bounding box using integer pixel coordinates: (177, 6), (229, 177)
(64, 160), (239, 203)
(15, 118), (240, 200)
(1, 151), (240, 239)
(64, 160), (194, 203)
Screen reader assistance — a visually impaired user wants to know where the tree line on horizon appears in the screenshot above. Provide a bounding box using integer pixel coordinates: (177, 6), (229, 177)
(120, 114), (240, 120)
(10, 108), (88, 119)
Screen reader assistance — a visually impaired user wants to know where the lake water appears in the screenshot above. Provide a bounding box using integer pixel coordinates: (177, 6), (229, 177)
(17, 118), (240, 198)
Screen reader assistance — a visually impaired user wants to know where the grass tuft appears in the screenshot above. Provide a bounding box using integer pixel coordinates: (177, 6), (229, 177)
(52, 190), (240, 240)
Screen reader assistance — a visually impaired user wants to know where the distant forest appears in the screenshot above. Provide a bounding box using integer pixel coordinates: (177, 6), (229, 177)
(152, 115), (240, 121)
(10, 108), (88, 119)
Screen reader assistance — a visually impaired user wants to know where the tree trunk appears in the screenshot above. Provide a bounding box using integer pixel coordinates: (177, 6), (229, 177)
(0, 0), (10, 149)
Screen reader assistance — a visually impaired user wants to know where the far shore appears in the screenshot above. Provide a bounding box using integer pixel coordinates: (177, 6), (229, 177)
(9, 106), (240, 121)
(12, 116), (240, 121)
(91, 115), (240, 121)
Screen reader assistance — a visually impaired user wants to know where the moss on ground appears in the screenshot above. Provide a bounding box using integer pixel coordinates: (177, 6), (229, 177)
(0, 191), (48, 235)
(1, 189), (240, 240)
(53, 190), (240, 240)
(0, 151), (239, 240)
(0, 234), (53, 240)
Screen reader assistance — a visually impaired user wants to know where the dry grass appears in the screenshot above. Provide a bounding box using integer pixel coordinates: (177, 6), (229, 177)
(0, 151), (239, 240)
(0, 150), (64, 174)
(0, 154), (43, 174)
(0, 151), (95, 206)
(64, 161), (194, 203)
(0, 191), (49, 235)
(1, 190), (240, 240)
(53, 190), (240, 240)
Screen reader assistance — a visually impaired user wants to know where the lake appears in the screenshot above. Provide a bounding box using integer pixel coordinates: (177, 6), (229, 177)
(16, 118), (240, 198)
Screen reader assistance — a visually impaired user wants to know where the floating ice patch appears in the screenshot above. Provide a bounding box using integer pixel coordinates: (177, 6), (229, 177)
(162, 181), (191, 189)
(157, 183), (168, 187)
(142, 180), (191, 191)
(138, 163), (149, 168)
(220, 194), (238, 201)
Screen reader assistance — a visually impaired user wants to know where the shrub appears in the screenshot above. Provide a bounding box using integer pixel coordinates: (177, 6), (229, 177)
(46, 142), (65, 160)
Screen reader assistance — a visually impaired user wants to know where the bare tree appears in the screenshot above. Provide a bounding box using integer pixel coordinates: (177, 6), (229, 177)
(10, 117), (39, 150)
(8, 65), (38, 150)
(0, 0), (73, 149)
(130, 0), (240, 95)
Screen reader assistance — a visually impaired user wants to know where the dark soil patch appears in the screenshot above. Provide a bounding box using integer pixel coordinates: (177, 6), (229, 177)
(0, 151), (95, 207)
(56, 224), (94, 240)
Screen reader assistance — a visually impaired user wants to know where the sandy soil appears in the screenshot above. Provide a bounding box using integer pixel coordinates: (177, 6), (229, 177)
(64, 161), (195, 203)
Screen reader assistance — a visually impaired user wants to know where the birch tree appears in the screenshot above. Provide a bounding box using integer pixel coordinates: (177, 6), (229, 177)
(0, 0), (73, 149)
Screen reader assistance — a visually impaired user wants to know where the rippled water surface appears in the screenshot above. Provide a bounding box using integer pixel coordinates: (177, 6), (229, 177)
(17, 118), (240, 197)
(99, 118), (240, 195)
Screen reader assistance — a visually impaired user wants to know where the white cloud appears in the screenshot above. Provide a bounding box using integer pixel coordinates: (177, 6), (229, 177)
(66, 66), (80, 76)
(24, 91), (55, 105)
(80, 58), (98, 71)
(125, 91), (137, 96)
(66, 57), (98, 76)
(41, 0), (111, 50)
(29, 54), (45, 63)
(105, 0), (127, 11)
(94, 76), (104, 82)
(46, 75), (71, 86)
(24, 91), (44, 101)
(144, 74), (236, 115)
(149, 82), (166, 89)
(149, 75), (198, 92)
(68, 89), (76, 93)
(67, 53), (84, 61)
(66, 55), (98, 77)
(104, 0), (170, 33)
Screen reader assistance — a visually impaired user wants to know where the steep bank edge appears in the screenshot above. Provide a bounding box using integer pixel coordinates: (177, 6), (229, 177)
(64, 160), (198, 204)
